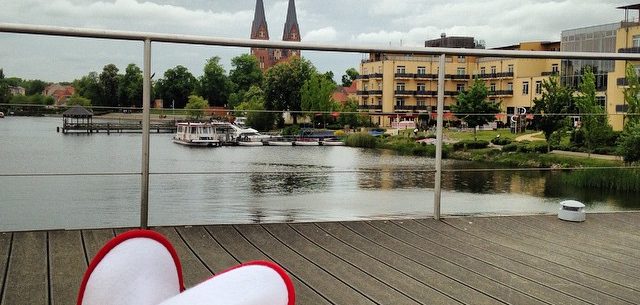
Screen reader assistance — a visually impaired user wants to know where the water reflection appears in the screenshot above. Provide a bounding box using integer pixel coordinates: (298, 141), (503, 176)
(249, 172), (331, 195)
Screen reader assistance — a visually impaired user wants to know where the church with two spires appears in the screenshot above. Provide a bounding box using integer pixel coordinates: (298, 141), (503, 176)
(250, 0), (301, 71)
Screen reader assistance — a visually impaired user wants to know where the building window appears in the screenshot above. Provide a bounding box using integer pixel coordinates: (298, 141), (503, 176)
(378, 66), (383, 73)
(417, 83), (426, 91)
(491, 66), (497, 74)
(377, 98), (382, 106)
(634, 35), (640, 47)
(507, 82), (513, 91)
(364, 84), (368, 91)
(457, 56), (465, 63)
(417, 66), (426, 75)
(417, 99), (426, 106)
(522, 81), (529, 95)
(535, 81), (542, 94)
(596, 96), (606, 108)
(396, 66), (406, 73)
(396, 83), (406, 91)
(490, 83), (496, 92)
(480, 67), (486, 75)
(396, 98), (405, 106)
(456, 84), (465, 92)
(457, 67), (466, 75)
(508, 64), (514, 73)
(363, 68), (368, 74)
(507, 107), (515, 115)
(551, 64), (559, 73)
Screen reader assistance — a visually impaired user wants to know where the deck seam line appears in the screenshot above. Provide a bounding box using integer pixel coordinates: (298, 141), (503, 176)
(410, 220), (637, 304)
(251, 224), (379, 305)
(440, 219), (640, 293)
(0, 233), (13, 305)
(390, 220), (605, 305)
(338, 222), (509, 305)
(173, 227), (214, 275)
(228, 225), (336, 305)
(201, 226), (241, 265)
(488, 217), (640, 270)
(283, 223), (426, 305)
(363, 221), (554, 305)
(445, 218), (640, 284)
(46, 232), (52, 305)
(80, 231), (89, 266)
(309, 223), (465, 305)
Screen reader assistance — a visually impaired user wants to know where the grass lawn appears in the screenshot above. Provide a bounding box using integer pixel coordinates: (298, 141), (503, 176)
(444, 128), (538, 142)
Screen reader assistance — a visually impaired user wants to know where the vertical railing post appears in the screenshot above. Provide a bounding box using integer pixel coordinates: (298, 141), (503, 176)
(433, 54), (446, 220)
(140, 38), (151, 229)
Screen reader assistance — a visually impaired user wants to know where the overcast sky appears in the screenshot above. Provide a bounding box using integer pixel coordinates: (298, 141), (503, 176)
(0, 0), (634, 82)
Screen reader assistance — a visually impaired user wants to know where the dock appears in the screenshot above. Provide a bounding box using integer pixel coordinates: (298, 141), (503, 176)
(1, 213), (639, 305)
(59, 122), (177, 134)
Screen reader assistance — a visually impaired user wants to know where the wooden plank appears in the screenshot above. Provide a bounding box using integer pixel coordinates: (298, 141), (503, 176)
(206, 225), (332, 305)
(1, 232), (48, 305)
(265, 224), (422, 305)
(49, 230), (87, 305)
(372, 220), (590, 305)
(235, 224), (374, 305)
(0, 233), (12, 301)
(503, 216), (640, 263)
(175, 226), (239, 274)
(416, 219), (640, 304)
(153, 227), (212, 288)
(81, 229), (115, 263)
(290, 223), (460, 305)
(343, 221), (546, 305)
(445, 218), (640, 290)
(317, 222), (498, 305)
(512, 216), (640, 259)
(397, 220), (632, 305)
(453, 217), (640, 281)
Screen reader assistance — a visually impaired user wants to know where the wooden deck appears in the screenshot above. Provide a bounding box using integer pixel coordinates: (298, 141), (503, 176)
(1, 213), (640, 305)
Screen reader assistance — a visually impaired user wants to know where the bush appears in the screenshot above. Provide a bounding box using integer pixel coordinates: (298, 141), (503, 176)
(502, 143), (518, 152)
(282, 125), (301, 136)
(453, 140), (490, 151)
(333, 130), (346, 137)
(345, 133), (378, 148)
(502, 141), (547, 154)
(617, 123), (640, 162)
(490, 137), (512, 145)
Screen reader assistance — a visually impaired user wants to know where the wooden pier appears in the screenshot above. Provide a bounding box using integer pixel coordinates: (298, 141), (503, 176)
(59, 122), (177, 134)
(1, 213), (639, 305)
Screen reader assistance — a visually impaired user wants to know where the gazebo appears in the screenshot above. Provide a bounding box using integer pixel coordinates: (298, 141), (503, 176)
(62, 105), (93, 130)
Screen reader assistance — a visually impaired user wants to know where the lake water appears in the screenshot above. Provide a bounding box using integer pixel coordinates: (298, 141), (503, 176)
(0, 116), (637, 231)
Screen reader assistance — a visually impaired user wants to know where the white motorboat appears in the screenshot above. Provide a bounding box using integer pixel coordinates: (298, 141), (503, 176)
(173, 122), (220, 147)
(294, 138), (320, 146)
(238, 140), (263, 146)
(268, 140), (294, 146)
(322, 140), (345, 146)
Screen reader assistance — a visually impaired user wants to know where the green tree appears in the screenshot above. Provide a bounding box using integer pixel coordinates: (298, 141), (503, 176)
(623, 62), (640, 127)
(185, 95), (208, 120)
(24, 79), (48, 96)
(322, 71), (337, 85)
(197, 56), (232, 107)
(617, 121), (640, 162)
(229, 54), (263, 93)
(66, 95), (92, 107)
(0, 69), (9, 105)
(301, 72), (336, 126)
(118, 64), (143, 108)
(450, 78), (500, 141)
(99, 64), (120, 107)
(341, 67), (359, 87)
(234, 85), (275, 131)
(576, 67), (613, 155)
(74, 72), (102, 105)
(263, 57), (316, 124)
(532, 77), (574, 152)
(156, 65), (197, 109)
(338, 97), (360, 128)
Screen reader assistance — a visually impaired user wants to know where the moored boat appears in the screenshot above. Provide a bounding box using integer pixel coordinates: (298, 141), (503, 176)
(294, 138), (320, 146)
(267, 139), (294, 146)
(322, 139), (345, 146)
(238, 140), (264, 146)
(172, 122), (220, 147)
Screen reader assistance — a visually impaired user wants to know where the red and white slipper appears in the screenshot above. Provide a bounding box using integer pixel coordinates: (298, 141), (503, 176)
(77, 230), (295, 305)
(77, 230), (184, 305)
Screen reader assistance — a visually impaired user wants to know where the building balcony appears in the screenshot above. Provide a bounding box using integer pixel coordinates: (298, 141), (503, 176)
(394, 73), (414, 79)
(415, 105), (430, 111)
(619, 47), (640, 53)
(395, 105), (417, 111)
(617, 77), (629, 87)
(358, 104), (382, 110)
(475, 72), (513, 79)
(370, 73), (383, 79)
(444, 91), (460, 96)
(368, 90), (383, 96)
(415, 90), (436, 96)
(447, 74), (470, 80)
(541, 71), (559, 76)
(355, 75), (369, 80)
(415, 73), (437, 79)
(488, 90), (514, 96)
(356, 90), (369, 96)
(395, 90), (415, 96)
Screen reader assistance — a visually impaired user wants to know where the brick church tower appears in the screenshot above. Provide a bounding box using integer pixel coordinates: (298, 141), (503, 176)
(250, 0), (301, 71)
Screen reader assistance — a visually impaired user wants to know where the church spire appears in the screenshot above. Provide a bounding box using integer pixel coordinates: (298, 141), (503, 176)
(282, 0), (300, 41)
(251, 0), (269, 40)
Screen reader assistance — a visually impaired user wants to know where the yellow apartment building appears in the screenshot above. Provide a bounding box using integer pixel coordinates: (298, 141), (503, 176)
(356, 38), (560, 128)
(607, 20), (640, 130)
